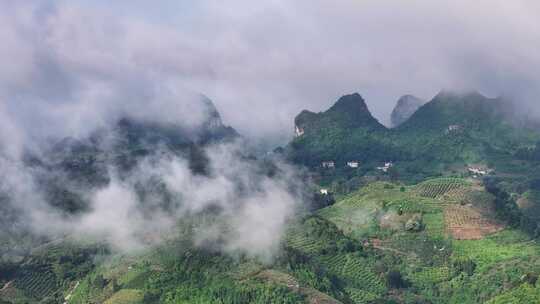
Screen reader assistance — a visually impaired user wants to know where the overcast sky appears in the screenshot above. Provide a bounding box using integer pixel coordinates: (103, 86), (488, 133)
(1, 0), (539, 149)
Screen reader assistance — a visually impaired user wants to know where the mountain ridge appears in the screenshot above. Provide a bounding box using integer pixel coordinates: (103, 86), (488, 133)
(390, 95), (425, 127)
(287, 90), (540, 177)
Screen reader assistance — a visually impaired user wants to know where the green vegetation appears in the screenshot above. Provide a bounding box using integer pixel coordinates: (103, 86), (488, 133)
(5, 90), (540, 303)
(452, 230), (540, 272)
(104, 290), (144, 304)
(4, 176), (540, 303)
(414, 178), (469, 199)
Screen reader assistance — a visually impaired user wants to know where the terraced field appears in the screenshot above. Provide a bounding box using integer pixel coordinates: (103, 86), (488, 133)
(444, 205), (504, 240)
(423, 213), (446, 238)
(318, 254), (349, 274)
(415, 178), (470, 199)
(409, 266), (451, 288)
(255, 270), (342, 304)
(13, 265), (58, 300)
(104, 289), (144, 304)
(340, 256), (385, 294)
(285, 229), (326, 254)
(441, 187), (471, 203)
(452, 230), (540, 272)
(386, 197), (443, 214)
(344, 287), (379, 304)
(486, 283), (540, 304)
(318, 253), (386, 299)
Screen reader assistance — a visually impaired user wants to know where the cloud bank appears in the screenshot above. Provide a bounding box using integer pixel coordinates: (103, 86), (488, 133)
(1, 140), (304, 261)
(1, 0), (539, 148)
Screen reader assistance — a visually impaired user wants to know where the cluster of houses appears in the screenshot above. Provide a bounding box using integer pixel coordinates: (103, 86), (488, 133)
(321, 160), (394, 172)
(321, 161), (359, 168)
(467, 165), (493, 177)
(446, 124), (462, 134)
(321, 161), (335, 168)
(377, 162), (394, 172)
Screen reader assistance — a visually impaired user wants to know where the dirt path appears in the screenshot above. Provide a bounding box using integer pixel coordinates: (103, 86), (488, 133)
(0, 281), (13, 292)
(372, 244), (415, 258)
(368, 239), (416, 258)
(63, 281), (79, 304)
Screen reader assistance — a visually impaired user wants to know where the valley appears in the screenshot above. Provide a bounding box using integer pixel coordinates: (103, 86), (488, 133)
(2, 91), (540, 303)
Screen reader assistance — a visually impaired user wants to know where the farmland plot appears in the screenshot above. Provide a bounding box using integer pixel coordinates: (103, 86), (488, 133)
(444, 205), (504, 240)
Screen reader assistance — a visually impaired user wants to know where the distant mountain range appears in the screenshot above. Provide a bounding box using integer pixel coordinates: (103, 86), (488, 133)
(5, 96), (240, 219)
(286, 90), (540, 179)
(390, 95), (425, 127)
(3, 90), (540, 304)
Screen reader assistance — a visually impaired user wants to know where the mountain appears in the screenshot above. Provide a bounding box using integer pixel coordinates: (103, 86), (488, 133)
(289, 93), (400, 167)
(295, 93), (385, 133)
(390, 95), (424, 127)
(398, 91), (507, 133)
(394, 91), (540, 163)
(20, 96), (240, 214)
(4, 91), (540, 304)
(287, 90), (540, 184)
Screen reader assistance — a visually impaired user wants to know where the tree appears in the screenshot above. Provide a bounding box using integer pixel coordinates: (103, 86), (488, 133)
(405, 214), (423, 232)
(386, 270), (408, 289)
(452, 259), (476, 276)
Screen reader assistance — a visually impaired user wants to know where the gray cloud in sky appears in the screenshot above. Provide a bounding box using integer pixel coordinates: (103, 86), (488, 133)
(0, 0), (539, 150)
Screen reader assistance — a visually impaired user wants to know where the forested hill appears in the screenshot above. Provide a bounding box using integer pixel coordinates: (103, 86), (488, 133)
(286, 90), (540, 175)
(1, 95), (240, 245)
(289, 93), (398, 167)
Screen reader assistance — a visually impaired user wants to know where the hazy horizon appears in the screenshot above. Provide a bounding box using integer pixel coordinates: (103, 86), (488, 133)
(2, 0), (540, 150)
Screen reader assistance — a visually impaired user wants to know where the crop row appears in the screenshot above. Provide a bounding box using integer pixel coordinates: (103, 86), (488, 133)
(285, 231), (325, 254)
(442, 188), (471, 203)
(409, 266), (451, 287)
(345, 287), (379, 304)
(415, 180), (468, 199)
(452, 234), (540, 271)
(388, 199), (443, 214)
(14, 267), (58, 299)
(423, 213), (446, 237)
(319, 254), (385, 295)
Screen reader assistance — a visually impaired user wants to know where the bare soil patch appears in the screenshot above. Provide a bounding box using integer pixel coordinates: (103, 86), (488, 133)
(444, 205), (504, 240)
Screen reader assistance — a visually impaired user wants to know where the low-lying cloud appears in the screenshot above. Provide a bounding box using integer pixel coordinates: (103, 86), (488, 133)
(1, 0), (539, 261)
(0, 139), (303, 261)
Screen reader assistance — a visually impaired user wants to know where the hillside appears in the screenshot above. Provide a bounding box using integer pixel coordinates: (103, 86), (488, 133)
(288, 90), (540, 180)
(289, 93), (401, 167)
(2, 178), (539, 304)
(315, 179), (540, 303)
(3, 90), (540, 304)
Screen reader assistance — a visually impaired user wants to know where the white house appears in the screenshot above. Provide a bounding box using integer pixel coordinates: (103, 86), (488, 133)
(295, 125), (305, 137)
(446, 125), (462, 133)
(377, 162), (393, 173)
(322, 161), (335, 168)
(347, 161), (359, 168)
(320, 189), (329, 195)
(468, 166), (490, 176)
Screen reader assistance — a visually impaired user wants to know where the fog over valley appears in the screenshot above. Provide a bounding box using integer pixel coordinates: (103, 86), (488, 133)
(2, 2), (540, 303)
